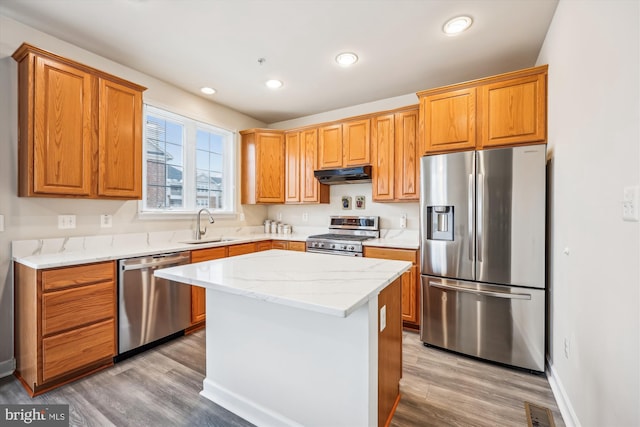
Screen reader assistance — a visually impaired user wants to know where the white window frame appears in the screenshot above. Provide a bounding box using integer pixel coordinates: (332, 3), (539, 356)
(139, 104), (237, 219)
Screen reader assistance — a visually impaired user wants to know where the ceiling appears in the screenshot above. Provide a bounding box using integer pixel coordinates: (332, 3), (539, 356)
(0, 0), (558, 124)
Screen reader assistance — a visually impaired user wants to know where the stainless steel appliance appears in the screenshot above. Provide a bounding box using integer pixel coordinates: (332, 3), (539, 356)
(420, 144), (546, 372)
(118, 251), (191, 356)
(306, 216), (379, 256)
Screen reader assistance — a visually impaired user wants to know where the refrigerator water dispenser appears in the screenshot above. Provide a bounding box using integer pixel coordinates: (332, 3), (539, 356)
(427, 206), (454, 241)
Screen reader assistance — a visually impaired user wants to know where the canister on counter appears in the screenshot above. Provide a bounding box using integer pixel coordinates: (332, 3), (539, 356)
(277, 223), (284, 234)
(270, 221), (278, 233)
(264, 220), (272, 233)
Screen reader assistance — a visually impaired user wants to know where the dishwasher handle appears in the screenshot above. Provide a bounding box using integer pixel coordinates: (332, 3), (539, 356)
(120, 252), (190, 271)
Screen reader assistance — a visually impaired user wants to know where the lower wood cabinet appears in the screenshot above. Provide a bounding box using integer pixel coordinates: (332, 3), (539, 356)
(190, 247), (228, 328)
(364, 246), (420, 328)
(14, 261), (117, 396)
(271, 240), (306, 252)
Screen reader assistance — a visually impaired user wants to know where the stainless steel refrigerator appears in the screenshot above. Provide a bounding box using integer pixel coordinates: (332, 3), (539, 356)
(419, 144), (546, 372)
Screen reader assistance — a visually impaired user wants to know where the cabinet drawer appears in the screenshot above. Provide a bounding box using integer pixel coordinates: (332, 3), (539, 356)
(256, 241), (273, 251)
(42, 281), (115, 336)
(271, 241), (288, 250)
(228, 243), (256, 257)
(42, 262), (114, 291)
(191, 247), (226, 263)
(364, 247), (417, 264)
(288, 241), (306, 252)
(42, 318), (115, 382)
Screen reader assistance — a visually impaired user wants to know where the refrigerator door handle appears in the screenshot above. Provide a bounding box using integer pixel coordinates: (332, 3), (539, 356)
(428, 280), (532, 300)
(468, 174), (474, 261)
(477, 173), (484, 262)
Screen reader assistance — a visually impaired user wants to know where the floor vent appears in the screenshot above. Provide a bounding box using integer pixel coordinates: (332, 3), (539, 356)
(525, 401), (556, 427)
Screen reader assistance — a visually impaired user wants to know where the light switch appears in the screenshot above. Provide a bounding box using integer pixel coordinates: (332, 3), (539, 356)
(58, 215), (76, 229)
(623, 186), (639, 222)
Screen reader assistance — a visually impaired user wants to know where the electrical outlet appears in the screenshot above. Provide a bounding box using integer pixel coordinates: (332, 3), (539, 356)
(58, 215), (76, 229)
(302, 212), (309, 222)
(239, 213), (245, 221)
(400, 213), (407, 229)
(0, 214), (4, 232)
(564, 337), (570, 359)
(623, 185), (639, 221)
(277, 212), (283, 221)
(100, 214), (113, 228)
(380, 305), (387, 332)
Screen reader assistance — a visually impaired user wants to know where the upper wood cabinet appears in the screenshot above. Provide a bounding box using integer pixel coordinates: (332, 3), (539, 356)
(418, 65), (547, 154)
(12, 43), (145, 199)
(318, 119), (371, 169)
(240, 129), (285, 204)
(372, 108), (419, 202)
(285, 128), (329, 204)
(477, 72), (547, 149)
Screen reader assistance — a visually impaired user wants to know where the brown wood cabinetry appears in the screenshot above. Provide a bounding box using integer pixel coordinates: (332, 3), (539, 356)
(272, 240), (306, 251)
(378, 277), (402, 427)
(372, 107), (419, 202)
(318, 119), (371, 169)
(190, 247), (227, 327)
(240, 129), (285, 204)
(364, 247), (420, 328)
(418, 65), (547, 154)
(14, 261), (117, 396)
(12, 43), (145, 199)
(285, 128), (329, 204)
(228, 242), (259, 257)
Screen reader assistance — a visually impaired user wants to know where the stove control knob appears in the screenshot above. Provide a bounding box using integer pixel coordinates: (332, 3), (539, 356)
(318, 243), (324, 248)
(330, 244), (335, 249)
(348, 246), (355, 251)
(341, 245), (347, 250)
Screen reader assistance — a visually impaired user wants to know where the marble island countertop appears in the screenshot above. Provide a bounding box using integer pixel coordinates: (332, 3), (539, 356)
(155, 249), (412, 317)
(12, 227), (418, 269)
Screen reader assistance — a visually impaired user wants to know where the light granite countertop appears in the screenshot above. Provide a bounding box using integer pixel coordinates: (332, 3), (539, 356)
(12, 227), (418, 270)
(155, 249), (412, 317)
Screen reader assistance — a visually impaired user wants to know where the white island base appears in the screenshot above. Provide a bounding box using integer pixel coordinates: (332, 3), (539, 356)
(155, 250), (408, 427)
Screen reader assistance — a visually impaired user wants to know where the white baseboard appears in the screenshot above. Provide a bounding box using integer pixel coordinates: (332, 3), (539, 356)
(0, 358), (15, 378)
(201, 378), (303, 427)
(546, 359), (580, 427)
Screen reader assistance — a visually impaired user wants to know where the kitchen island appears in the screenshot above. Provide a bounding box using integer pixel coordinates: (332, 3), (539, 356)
(155, 249), (411, 427)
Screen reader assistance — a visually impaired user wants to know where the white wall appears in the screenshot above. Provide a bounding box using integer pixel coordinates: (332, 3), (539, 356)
(536, 1), (640, 426)
(0, 15), (267, 375)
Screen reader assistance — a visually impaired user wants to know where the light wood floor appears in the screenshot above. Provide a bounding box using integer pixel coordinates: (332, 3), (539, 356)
(0, 330), (564, 426)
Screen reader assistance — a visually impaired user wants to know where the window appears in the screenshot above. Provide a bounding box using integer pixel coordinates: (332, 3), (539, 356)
(141, 105), (235, 216)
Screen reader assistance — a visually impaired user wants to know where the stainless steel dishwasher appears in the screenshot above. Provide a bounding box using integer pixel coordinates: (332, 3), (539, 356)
(118, 251), (191, 356)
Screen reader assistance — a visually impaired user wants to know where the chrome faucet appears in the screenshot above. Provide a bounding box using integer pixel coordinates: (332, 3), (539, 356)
(195, 208), (215, 240)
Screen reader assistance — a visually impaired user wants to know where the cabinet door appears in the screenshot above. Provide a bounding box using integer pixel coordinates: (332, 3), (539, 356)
(318, 124), (343, 169)
(256, 132), (285, 203)
(285, 132), (301, 203)
(401, 266), (419, 324)
(478, 73), (546, 148)
(33, 56), (93, 196)
(98, 78), (143, 198)
(343, 119), (371, 166)
(421, 87), (476, 154)
(372, 114), (395, 201)
(256, 241), (273, 251)
(191, 246), (227, 324)
(300, 128), (329, 203)
(394, 109), (420, 200)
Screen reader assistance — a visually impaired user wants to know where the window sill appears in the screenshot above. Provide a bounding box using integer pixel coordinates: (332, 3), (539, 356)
(137, 211), (239, 221)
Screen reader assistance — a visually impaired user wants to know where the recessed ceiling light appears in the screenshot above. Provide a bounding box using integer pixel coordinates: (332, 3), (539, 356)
(265, 79), (283, 89)
(200, 87), (216, 95)
(335, 52), (359, 67)
(443, 16), (473, 35)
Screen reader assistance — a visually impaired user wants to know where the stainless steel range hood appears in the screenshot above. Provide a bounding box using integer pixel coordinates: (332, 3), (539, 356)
(314, 165), (372, 184)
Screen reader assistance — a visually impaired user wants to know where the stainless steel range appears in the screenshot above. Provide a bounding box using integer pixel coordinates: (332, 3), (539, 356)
(306, 216), (379, 256)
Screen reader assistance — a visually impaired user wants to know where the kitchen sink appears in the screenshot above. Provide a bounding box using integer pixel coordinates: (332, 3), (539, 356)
(179, 238), (237, 245)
